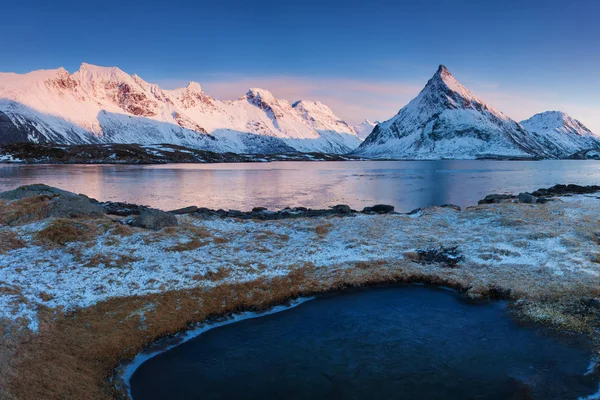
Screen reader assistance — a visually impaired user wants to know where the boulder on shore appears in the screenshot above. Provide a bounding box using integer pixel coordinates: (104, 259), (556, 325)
(131, 209), (178, 230)
(0, 184), (105, 224)
(362, 204), (395, 214)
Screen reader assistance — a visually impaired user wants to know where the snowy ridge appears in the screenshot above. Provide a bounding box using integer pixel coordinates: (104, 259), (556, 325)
(0, 64), (361, 154)
(354, 65), (599, 159)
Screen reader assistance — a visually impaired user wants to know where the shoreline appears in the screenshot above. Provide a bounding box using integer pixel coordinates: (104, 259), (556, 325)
(1, 184), (600, 399)
(116, 296), (315, 398)
(0, 142), (564, 165)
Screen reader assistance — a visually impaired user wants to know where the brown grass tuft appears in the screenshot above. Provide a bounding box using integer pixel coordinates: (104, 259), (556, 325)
(213, 236), (228, 244)
(165, 238), (210, 252)
(84, 254), (142, 268)
(0, 196), (52, 226)
(35, 219), (98, 246)
(315, 222), (333, 238)
(204, 267), (231, 281)
(0, 231), (26, 254)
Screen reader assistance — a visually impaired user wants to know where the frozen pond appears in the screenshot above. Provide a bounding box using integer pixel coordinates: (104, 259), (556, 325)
(2, 160), (600, 212)
(129, 286), (598, 400)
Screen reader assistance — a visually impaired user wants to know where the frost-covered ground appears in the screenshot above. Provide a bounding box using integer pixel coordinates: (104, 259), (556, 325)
(2, 194), (600, 332)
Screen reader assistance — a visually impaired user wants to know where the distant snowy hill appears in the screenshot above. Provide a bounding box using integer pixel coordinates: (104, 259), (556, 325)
(353, 119), (377, 140)
(520, 111), (600, 157)
(0, 63), (361, 154)
(354, 65), (599, 159)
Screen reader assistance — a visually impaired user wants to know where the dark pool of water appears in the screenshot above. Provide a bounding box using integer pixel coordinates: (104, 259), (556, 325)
(2, 160), (600, 212)
(129, 286), (598, 400)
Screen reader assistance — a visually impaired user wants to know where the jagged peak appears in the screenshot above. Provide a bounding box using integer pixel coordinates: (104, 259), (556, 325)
(74, 62), (130, 83)
(246, 87), (276, 101)
(292, 100), (332, 114)
(186, 81), (202, 92)
(436, 64), (450, 75)
(411, 64), (507, 119)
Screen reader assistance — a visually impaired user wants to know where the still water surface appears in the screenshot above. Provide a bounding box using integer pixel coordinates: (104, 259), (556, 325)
(1, 160), (600, 212)
(130, 286), (598, 400)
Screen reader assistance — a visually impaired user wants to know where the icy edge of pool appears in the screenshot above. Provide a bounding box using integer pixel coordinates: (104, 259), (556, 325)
(117, 296), (315, 399)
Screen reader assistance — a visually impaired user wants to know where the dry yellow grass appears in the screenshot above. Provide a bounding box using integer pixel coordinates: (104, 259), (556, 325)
(2, 258), (600, 400)
(34, 219), (98, 246)
(0, 231), (26, 254)
(165, 238), (210, 252)
(315, 222), (333, 237)
(0, 196), (51, 226)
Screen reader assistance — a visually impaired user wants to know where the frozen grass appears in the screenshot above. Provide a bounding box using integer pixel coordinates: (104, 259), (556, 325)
(1, 196), (600, 398)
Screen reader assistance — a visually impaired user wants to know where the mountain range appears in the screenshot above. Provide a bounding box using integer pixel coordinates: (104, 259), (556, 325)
(0, 63), (361, 154)
(0, 63), (597, 159)
(354, 65), (599, 159)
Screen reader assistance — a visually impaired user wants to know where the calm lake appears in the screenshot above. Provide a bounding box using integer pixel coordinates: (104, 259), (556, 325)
(129, 286), (598, 400)
(1, 160), (600, 212)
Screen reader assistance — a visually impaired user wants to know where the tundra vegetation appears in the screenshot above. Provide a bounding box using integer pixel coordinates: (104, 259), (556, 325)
(0, 185), (599, 399)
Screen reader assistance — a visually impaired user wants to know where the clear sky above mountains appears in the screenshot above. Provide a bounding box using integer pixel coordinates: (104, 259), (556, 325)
(2, 0), (599, 130)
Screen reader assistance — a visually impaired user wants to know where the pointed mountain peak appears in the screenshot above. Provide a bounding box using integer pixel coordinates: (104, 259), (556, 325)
(436, 64), (450, 74)
(246, 88), (275, 100)
(186, 81), (202, 92)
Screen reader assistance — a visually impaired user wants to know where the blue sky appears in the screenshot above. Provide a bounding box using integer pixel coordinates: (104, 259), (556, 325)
(2, 0), (599, 129)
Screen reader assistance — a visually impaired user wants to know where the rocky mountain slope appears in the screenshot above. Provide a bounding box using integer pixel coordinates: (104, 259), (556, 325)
(0, 63), (361, 154)
(520, 111), (600, 157)
(354, 66), (599, 159)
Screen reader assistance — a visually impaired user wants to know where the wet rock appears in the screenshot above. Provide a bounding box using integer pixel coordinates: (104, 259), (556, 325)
(227, 209), (245, 218)
(478, 194), (516, 204)
(517, 193), (537, 204)
(252, 207), (267, 212)
(332, 204), (352, 214)
(363, 204), (394, 214)
(439, 204), (461, 212)
(102, 201), (149, 216)
(131, 209), (178, 230)
(168, 206), (198, 215)
(532, 184), (600, 197)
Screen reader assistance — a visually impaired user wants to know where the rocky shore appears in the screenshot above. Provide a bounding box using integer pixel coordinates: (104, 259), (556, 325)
(1, 183), (600, 399)
(0, 142), (361, 164)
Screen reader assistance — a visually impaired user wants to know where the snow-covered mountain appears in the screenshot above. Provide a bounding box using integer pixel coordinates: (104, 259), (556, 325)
(354, 65), (598, 159)
(0, 63), (361, 154)
(520, 111), (600, 157)
(353, 119), (377, 140)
